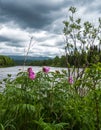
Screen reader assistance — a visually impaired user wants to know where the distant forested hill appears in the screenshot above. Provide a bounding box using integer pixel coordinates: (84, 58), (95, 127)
(8, 55), (50, 65)
(0, 55), (15, 67)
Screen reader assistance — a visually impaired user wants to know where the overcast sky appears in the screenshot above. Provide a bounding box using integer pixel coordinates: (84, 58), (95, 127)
(0, 0), (101, 57)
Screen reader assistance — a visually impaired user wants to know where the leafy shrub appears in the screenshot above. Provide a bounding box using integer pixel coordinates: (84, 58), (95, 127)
(0, 63), (101, 130)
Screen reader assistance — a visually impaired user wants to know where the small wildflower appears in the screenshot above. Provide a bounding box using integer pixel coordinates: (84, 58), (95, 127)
(68, 76), (73, 84)
(43, 66), (50, 73)
(27, 67), (36, 80)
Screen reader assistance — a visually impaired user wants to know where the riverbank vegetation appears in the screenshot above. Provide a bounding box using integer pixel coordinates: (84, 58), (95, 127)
(0, 55), (15, 67)
(0, 63), (101, 130)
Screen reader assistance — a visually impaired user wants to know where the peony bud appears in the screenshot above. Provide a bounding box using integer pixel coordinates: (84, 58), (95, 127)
(43, 66), (50, 73)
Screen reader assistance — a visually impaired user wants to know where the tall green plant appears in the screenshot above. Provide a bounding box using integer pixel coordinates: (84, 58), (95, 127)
(63, 6), (101, 79)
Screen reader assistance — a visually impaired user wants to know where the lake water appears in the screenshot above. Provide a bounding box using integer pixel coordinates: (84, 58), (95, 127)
(0, 66), (68, 81)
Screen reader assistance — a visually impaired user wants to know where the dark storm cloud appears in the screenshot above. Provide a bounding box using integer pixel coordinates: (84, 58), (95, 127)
(0, 0), (73, 30)
(0, 35), (21, 43)
(5, 42), (24, 47)
(0, 0), (97, 30)
(0, 35), (24, 47)
(0, 0), (100, 57)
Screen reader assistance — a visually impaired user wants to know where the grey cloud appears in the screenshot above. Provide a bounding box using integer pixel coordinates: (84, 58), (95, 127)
(39, 43), (56, 47)
(0, 0), (100, 57)
(55, 41), (65, 48)
(0, 36), (25, 47)
(5, 42), (24, 48)
(85, 4), (101, 14)
(0, 0), (97, 30)
(72, 0), (95, 7)
(0, 36), (20, 43)
(0, 0), (73, 30)
(39, 41), (64, 48)
(75, 0), (98, 14)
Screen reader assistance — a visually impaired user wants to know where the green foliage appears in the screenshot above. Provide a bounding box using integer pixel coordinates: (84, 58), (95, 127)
(0, 55), (15, 67)
(0, 63), (101, 130)
(63, 6), (101, 79)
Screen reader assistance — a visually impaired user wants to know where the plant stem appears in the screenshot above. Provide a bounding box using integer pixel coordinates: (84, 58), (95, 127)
(23, 36), (33, 71)
(93, 81), (100, 130)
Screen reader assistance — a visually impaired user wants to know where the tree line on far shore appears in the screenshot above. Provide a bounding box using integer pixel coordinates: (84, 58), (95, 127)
(0, 44), (101, 68)
(0, 55), (15, 67)
(29, 45), (101, 67)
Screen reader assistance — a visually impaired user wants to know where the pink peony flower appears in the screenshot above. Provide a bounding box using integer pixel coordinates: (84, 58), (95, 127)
(28, 67), (36, 80)
(43, 66), (50, 73)
(27, 67), (33, 73)
(29, 72), (36, 80)
(68, 76), (73, 84)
